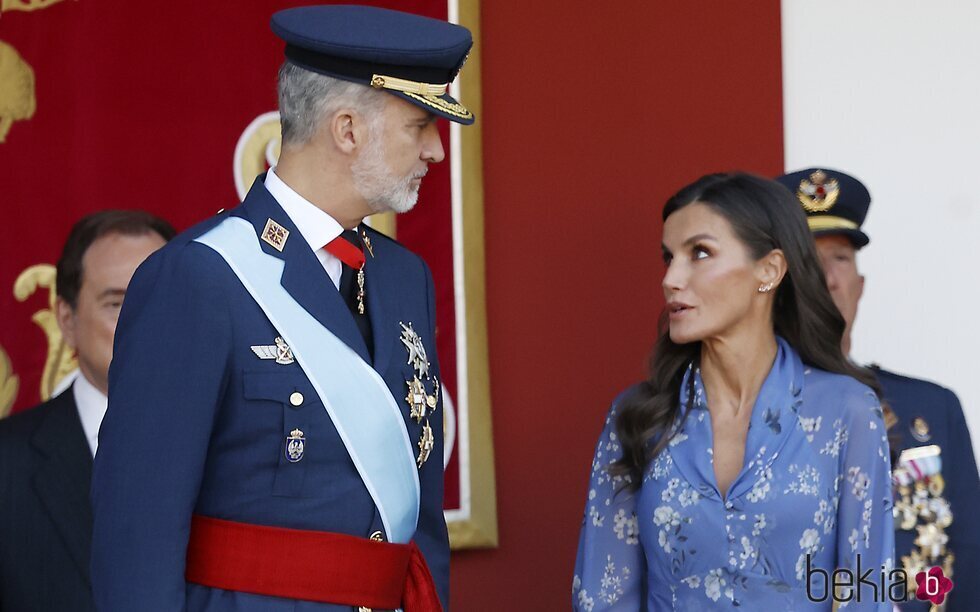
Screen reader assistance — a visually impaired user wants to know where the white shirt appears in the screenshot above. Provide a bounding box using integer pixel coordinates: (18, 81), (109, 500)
(72, 372), (107, 457)
(264, 168), (346, 290)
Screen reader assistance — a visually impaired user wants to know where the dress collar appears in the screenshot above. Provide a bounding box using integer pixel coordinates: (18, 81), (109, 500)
(667, 336), (804, 502)
(265, 168), (345, 251)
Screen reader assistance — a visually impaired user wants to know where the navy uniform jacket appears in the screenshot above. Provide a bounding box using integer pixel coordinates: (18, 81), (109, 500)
(91, 177), (448, 611)
(876, 366), (979, 611)
(0, 387), (96, 611)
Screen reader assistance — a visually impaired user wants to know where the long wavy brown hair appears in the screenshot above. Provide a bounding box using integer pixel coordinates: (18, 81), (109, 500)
(611, 172), (895, 491)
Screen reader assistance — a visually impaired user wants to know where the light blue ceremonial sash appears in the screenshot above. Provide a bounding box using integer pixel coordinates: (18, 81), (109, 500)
(195, 217), (420, 544)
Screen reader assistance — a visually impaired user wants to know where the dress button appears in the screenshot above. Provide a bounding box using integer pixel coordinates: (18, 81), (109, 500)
(369, 530), (385, 542)
(725, 500), (734, 510)
(289, 392), (304, 406)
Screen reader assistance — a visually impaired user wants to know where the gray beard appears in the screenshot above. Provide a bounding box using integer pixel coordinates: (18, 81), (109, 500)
(351, 133), (420, 214)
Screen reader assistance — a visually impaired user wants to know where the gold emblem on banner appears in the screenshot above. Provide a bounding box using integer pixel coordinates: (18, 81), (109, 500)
(0, 40), (36, 143)
(1, 0), (69, 14)
(0, 346), (19, 419)
(0, 0), (70, 143)
(14, 264), (77, 401)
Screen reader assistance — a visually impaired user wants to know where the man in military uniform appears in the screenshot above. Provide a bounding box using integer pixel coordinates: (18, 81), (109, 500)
(91, 6), (474, 610)
(777, 168), (980, 610)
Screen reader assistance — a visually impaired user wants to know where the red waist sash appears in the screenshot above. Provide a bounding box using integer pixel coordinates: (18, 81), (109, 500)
(185, 514), (442, 611)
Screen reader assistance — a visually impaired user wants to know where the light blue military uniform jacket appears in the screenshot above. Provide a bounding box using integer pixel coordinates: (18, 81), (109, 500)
(90, 176), (448, 611)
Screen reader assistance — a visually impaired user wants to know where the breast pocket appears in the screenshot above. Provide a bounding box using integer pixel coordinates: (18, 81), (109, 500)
(243, 370), (319, 498)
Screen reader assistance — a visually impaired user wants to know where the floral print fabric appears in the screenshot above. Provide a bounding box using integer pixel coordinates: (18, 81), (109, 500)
(574, 338), (894, 610)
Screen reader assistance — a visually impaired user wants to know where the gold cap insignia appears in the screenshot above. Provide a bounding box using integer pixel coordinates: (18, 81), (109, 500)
(261, 218), (289, 251)
(797, 170), (840, 213)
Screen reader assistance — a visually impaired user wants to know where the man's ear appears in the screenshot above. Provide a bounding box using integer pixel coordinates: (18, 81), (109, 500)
(757, 248), (788, 290)
(326, 109), (372, 154)
(55, 296), (77, 350)
(329, 110), (355, 153)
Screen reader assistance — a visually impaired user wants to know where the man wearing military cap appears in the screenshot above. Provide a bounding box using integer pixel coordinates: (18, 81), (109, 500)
(91, 6), (473, 610)
(777, 167), (980, 610)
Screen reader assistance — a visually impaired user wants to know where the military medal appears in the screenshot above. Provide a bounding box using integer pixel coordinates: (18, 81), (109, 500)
(417, 421), (434, 468)
(892, 444), (955, 590)
(356, 265), (366, 315)
(285, 428), (305, 463)
(426, 377), (439, 410)
(911, 416), (931, 442)
(399, 322), (429, 379)
(405, 377), (428, 422)
(399, 321), (439, 468)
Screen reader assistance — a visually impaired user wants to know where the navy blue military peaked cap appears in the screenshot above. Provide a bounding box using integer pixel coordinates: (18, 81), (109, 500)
(776, 167), (871, 248)
(271, 5), (475, 125)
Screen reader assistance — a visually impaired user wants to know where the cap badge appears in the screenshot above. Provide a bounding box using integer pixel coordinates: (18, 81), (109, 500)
(797, 170), (840, 213)
(261, 218), (289, 251)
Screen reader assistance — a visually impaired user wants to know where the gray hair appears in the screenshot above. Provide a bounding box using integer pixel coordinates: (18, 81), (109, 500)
(277, 61), (386, 147)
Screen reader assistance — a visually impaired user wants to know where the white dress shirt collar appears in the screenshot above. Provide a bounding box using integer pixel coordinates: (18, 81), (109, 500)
(72, 372), (107, 457)
(264, 168), (344, 251)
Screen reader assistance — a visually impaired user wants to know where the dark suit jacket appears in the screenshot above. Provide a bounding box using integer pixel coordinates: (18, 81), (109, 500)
(0, 387), (96, 612)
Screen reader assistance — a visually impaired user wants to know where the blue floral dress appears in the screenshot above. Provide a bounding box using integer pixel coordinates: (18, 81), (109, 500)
(574, 338), (895, 610)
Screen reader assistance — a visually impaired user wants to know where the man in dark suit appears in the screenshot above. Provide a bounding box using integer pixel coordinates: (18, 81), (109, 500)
(0, 210), (173, 610)
(91, 6), (474, 611)
(778, 168), (980, 610)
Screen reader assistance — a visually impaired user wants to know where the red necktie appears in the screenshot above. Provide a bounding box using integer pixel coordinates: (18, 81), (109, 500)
(324, 231), (365, 270)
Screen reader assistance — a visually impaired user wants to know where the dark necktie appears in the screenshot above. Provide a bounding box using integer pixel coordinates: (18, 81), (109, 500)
(326, 229), (373, 359)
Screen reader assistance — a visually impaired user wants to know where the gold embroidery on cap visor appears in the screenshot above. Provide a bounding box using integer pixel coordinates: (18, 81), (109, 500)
(806, 216), (859, 232)
(367, 73), (472, 120)
(402, 92), (473, 120)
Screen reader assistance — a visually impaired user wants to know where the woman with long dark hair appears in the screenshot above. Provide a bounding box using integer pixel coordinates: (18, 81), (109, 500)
(573, 173), (894, 610)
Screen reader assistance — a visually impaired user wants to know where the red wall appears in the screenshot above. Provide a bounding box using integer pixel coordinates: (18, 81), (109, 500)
(451, 2), (785, 609)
